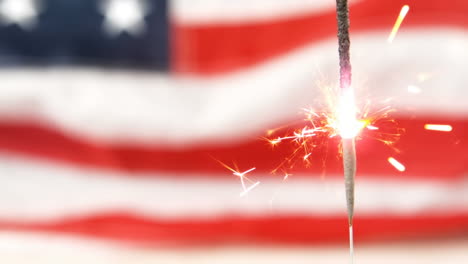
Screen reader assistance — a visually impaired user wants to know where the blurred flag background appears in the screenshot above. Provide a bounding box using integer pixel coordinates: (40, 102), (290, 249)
(0, 0), (467, 263)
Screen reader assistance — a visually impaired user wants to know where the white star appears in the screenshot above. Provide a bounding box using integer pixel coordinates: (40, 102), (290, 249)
(100, 0), (149, 37)
(0, 0), (40, 30)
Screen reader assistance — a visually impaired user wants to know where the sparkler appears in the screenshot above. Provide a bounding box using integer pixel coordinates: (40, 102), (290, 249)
(219, 1), (408, 255)
(263, 6), (403, 260)
(335, 0), (356, 263)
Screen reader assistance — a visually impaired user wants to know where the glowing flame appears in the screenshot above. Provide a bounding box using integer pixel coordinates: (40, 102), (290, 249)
(424, 124), (453, 132)
(337, 88), (362, 139)
(388, 5), (410, 43)
(388, 157), (405, 172)
(265, 82), (402, 174)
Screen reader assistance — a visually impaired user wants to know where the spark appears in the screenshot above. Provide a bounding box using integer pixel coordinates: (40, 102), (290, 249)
(232, 167), (260, 196)
(214, 159), (260, 196)
(234, 167), (256, 175)
(388, 5), (410, 43)
(267, 89), (372, 148)
(267, 91), (399, 174)
(424, 124), (453, 132)
(240, 181), (260, 197)
(417, 72), (432, 82)
(407, 85), (421, 94)
(269, 137), (282, 145)
(388, 157), (406, 172)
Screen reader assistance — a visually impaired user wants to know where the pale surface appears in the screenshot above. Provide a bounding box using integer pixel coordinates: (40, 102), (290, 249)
(0, 232), (466, 264)
(0, 155), (467, 221)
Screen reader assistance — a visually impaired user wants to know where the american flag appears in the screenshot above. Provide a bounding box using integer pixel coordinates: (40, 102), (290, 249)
(0, 0), (467, 263)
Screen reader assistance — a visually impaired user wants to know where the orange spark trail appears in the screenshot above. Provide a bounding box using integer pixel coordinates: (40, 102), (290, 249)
(388, 157), (405, 172)
(388, 5), (410, 43)
(424, 124), (453, 132)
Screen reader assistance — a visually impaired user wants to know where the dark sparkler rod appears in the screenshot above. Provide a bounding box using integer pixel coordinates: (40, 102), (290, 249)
(336, 0), (352, 90)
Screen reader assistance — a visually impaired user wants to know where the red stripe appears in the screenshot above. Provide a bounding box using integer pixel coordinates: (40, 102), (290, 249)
(0, 115), (466, 180)
(172, 0), (468, 74)
(1, 213), (467, 245)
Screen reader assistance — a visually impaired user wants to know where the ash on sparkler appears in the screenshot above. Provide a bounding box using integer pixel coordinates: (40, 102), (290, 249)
(335, 0), (356, 263)
(336, 0), (352, 90)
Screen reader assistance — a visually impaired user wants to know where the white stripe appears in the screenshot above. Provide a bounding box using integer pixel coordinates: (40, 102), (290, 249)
(0, 231), (467, 264)
(0, 154), (466, 222)
(171, 0), (353, 24)
(0, 29), (467, 145)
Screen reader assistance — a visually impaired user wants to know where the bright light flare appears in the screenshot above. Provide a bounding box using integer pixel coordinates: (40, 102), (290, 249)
(388, 157), (405, 172)
(233, 167), (256, 177)
(388, 5), (410, 43)
(337, 88), (362, 139)
(265, 83), (401, 174)
(424, 124), (453, 132)
(407, 85), (421, 94)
